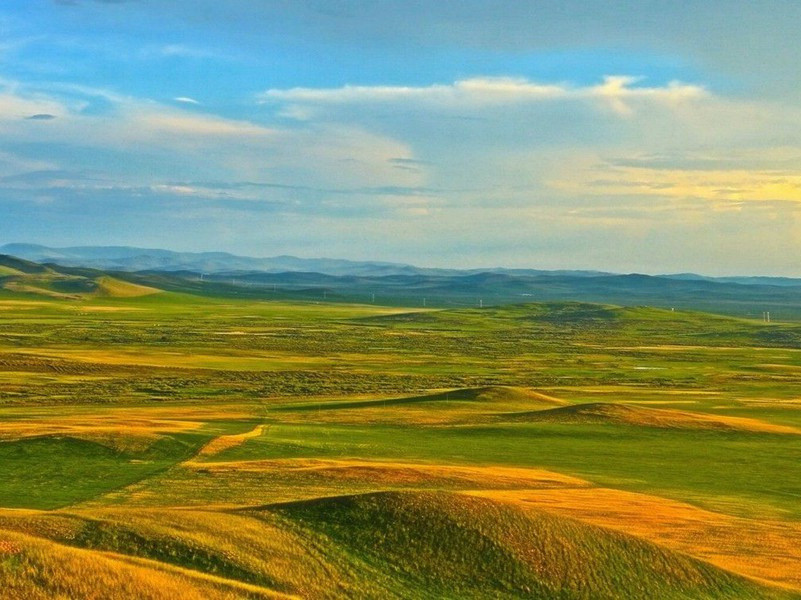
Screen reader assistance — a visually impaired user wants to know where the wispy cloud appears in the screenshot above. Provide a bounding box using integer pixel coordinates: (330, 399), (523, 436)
(173, 96), (199, 105)
(260, 76), (707, 116)
(0, 78), (422, 200)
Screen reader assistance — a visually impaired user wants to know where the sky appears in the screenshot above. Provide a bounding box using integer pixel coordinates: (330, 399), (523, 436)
(1, 1), (801, 275)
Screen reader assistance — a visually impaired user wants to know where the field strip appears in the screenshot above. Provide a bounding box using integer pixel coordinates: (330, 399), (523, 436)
(469, 487), (801, 590)
(188, 457), (591, 488)
(193, 424), (267, 459)
(2, 347), (330, 370)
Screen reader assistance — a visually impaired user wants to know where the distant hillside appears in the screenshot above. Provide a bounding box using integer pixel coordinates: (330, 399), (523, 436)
(3, 250), (801, 320)
(0, 255), (161, 300)
(0, 243), (439, 277)
(0, 243), (613, 278)
(127, 266), (801, 319)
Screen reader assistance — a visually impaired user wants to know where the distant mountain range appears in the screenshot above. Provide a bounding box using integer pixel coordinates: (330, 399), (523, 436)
(2, 244), (801, 319)
(3, 243), (800, 286)
(0, 243), (435, 277)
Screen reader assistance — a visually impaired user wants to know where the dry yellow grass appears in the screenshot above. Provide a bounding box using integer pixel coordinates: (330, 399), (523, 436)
(0, 507), (407, 599)
(193, 458), (590, 489)
(5, 347), (329, 371)
(0, 405), (253, 433)
(612, 404), (801, 433)
(0, 300), (55, 307)
(0, 416), (201, 453)
(0, 528), (290, 599)
(0, 404), (258, 453)
(77, 306), (148, 312)
(471, 487), (801, 591)
(91, 458), (591, 508)
(195, 425), (267, 458)
(509, 402), (801, 434)
(94, 277), (161, 298)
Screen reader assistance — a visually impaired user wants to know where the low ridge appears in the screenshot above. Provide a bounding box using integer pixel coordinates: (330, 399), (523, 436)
(503, 402), (801, 434)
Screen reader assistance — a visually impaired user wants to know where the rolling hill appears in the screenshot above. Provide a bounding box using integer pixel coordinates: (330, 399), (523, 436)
(0, 491), (791, 599)
(0, 255), (161, 300)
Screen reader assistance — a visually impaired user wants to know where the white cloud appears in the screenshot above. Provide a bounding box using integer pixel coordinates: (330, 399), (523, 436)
(260, 76), (707, 116)
(589, 76), (706, 115)
(261, 77), (565, 105)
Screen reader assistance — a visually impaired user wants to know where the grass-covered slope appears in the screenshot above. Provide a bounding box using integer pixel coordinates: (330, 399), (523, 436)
(0, 491), (791, 600)
(284, 385), (565, 413)
(0, 433), (209, 509)
(0, 255), (162, 300)
(503, 402), (801, 433)
(0, 528), (287, 600)
(264, 491), (788, 599)
(94, 276), (161, 298)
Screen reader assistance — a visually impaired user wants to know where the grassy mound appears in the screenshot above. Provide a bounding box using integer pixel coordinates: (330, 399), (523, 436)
(94, 276), (162, 298)
(287, 386), (565, 412)
(265, 490), (783, 599)
(503, 402), (800, 433)
(442, 386), (565, 405)
(381, 386), (566, 408)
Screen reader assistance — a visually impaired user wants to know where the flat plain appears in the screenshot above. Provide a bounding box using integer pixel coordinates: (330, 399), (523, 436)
(2, 286), (801, 598)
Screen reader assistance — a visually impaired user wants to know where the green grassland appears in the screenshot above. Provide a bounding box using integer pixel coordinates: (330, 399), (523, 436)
(2, 289), (801, 598)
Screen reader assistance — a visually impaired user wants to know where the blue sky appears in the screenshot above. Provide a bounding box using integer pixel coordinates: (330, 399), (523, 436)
(2, 1), (800, 274)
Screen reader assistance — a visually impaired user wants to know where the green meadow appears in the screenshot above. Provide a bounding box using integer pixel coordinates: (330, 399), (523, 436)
(1, 289), (801, 598)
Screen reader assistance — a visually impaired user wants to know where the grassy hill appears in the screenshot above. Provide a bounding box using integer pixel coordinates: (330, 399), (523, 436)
(265, 491), (787, 599)
(0, 255), (162, 300)
(0, 491), (791, 599)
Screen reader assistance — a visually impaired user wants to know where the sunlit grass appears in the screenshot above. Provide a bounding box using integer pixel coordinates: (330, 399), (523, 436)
(2, 295), (801, 596)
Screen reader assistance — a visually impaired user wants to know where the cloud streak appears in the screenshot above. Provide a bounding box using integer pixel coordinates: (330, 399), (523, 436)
(260, 76), (707, 116)
(552, 165), (801, 204)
